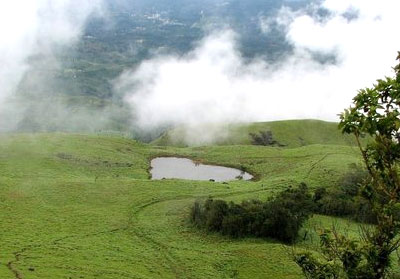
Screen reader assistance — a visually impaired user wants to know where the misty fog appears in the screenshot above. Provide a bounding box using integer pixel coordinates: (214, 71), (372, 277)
(1, 0), (399, 144)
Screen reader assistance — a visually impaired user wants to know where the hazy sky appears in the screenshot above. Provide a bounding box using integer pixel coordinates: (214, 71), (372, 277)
(118, 0), (400, 129)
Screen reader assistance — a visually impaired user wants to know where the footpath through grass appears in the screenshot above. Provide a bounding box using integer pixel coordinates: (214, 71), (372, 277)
(0, 133), (363, 278)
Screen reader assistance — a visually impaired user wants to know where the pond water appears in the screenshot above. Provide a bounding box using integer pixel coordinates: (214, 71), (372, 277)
(150, 157), (253, 182)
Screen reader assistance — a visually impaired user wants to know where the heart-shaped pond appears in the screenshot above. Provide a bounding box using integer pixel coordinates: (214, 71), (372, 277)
(150, 157), (253, 182)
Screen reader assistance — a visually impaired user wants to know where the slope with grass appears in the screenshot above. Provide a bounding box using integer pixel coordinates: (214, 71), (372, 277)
(0, 132), (372, 279)
(152, 119), (365, 147)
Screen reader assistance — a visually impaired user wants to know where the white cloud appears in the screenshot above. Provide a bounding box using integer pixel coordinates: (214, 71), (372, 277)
(0, 0), (103, 110)
(117, 0), (400, 143)
(259, 16), (274, 33)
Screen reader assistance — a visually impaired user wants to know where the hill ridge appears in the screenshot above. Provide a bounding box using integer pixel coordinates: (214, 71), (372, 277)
(151, 119), (360, 148)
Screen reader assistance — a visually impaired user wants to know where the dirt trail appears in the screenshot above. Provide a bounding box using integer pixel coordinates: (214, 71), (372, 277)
(7, 251), (25, 279)
(304, 154), (330, 178)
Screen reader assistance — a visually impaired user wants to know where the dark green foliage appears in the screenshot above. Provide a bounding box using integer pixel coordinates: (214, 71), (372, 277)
(250, 130), (276, 146)
(313, 164), (376, 223)
(294, 230), (363, 279)
(294, 252), (340, 279)
(205, 199), (229, 231)
(295, 53), (400, 279)
(249, 130), (285, 146)
(190, 183), (314, 243)
(264, 183), (315, 242)
(314, 188), (356, 217)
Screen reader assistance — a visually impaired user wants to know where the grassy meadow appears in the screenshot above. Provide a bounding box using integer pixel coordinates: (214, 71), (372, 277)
(0, 123), (373, 279)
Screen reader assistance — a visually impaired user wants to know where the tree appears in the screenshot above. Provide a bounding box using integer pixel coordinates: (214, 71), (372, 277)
(250, 130), (277, 146)
(294, 53), (400, 278)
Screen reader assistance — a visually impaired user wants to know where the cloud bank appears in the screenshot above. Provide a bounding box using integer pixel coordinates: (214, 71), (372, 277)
(0, 0), (103, 131)
(118, 0), (400, 139)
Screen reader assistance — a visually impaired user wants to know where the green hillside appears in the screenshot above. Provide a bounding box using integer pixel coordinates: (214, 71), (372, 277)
(0, 132), (370, 279)
(151, 119), (362, 147)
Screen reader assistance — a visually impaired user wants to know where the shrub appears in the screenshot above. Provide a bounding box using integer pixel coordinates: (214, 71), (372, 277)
(204, 199), (229, 231)
(190, 200), (206, 227)
(189, 184), (313, 243)
(250, 130), (276, 146)
(262, 183), (314, 242)
(314, 188), (356, 217)
(313, 165), (377, 223)
(340, 163), (367, 197)
(249, 130), (285, 146)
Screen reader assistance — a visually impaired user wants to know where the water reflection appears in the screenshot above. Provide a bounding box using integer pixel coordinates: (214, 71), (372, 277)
(150, 157), (253, 182)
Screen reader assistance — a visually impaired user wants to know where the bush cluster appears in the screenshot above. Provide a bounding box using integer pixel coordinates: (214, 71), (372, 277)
(249, 130), (285, 146)
(189, 166), (382, 243)
(313, 164), (377, 223)
(190, 183), (314, 243)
